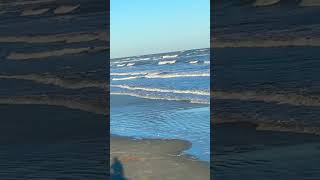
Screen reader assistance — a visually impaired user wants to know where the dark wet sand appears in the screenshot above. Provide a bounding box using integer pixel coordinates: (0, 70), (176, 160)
(110, 136), (210, 180)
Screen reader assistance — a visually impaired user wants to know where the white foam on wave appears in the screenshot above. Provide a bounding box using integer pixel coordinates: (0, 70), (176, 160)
(126, 63), (135, 66)
(111, 72), (148, 76)
(188, 60), (198, 64)
(139, 57), (150, 61)
(204, 61), (210, 64)
(111, 92), (209, 104)
(162, 54), (178, 59)
(111, 71), (209, 79)
(116, 64), (126, 67)
(111, 85), (210, 96)
(111, 57), (153, 65)
(112, 76), (139, 81)
(145, 72), (209, 79)
(158, 60), (176, 65)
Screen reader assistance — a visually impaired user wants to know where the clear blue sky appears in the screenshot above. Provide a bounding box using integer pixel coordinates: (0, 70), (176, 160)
(110, 0), (210, 58)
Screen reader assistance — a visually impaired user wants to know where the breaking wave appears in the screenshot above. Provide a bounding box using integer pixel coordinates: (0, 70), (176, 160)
(212, 36), (320, 48)
(111, 72), (148, 76)
(162, 54), (178, 59)
(111, 76), (139, 81)
(0, 74), (106, 89)
(0, 96), (106, 115)
(0, 31), (108, 44)
(126, 63), (135, 66)
(7, 46), (108, 60)
(188, 60), (198, 64)
(144, 72), (210, 79)
(111, 85), (209, 96)
(54, 5), (80, 15)
(111, 71), (209, 80)
(158, 60), (176, 65)
(213, 90), (320, 107)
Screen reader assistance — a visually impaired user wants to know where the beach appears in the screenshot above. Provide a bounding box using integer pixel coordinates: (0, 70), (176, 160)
(110, 49), (210, 179)
(110, 136), (210, 180)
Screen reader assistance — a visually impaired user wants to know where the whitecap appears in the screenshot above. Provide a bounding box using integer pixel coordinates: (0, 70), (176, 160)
(158, 60), (176, 65)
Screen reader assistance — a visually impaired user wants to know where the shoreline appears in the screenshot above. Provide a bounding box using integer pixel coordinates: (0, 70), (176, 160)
(110, 135), (210, 180)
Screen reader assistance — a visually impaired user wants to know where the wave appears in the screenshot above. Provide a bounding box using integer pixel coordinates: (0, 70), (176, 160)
(188, 60), (198, 64)
(158, 60), (176, 65)
(253, 0), (280, 6)
(126, 63), (135, 66)
(0, 31), (108, 44)
(111, 76), (139, 81)
(54, 5), (80, 15)
(0, 0), (55, 7)
(111, 57), (153, 64)
(138, 57), (150, 61)
(111, 92), (209, 104)
(213, 90), (320, 107)
(212, 36), (320, 48)
(214, 118), (320, 136)
(111, 85), (209, 96)
(111, 72), (148, 76)
(0, 96), (106, 115)
(7, 46), (108, 60)
(204, 61), (210, 64)
(162, 55), (178, 59)
(111, 71), (209, 79)
(300, 0), (320, 6)
(21, 8), (50, 16)
(116, 64), (126, 67)
(0, 74), (106, 89)
(144, 72), (210, 79)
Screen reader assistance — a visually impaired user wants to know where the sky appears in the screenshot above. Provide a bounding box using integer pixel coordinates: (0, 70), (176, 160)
(110, 0), (210, 58)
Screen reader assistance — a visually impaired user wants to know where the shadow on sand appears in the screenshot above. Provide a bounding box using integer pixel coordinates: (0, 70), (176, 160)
(110, 157), (129, 180)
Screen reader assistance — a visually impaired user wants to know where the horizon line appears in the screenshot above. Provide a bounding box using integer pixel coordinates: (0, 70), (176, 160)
(110, 46), (210, 59)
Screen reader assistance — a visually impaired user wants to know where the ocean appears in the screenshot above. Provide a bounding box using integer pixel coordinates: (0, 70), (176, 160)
(0, 0), (108, 178)
(212, 1), (320, 179)
(110, 48), (210, 161)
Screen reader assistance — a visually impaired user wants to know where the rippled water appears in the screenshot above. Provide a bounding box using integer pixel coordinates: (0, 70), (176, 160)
(212, 1), (320, 179)
(110, 49), (210, 161)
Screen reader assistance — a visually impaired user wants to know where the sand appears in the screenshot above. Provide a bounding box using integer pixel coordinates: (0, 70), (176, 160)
(110, 136), (210, 180)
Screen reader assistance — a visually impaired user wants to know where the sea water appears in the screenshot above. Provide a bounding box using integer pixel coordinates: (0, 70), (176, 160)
(110, 48), (210, 161)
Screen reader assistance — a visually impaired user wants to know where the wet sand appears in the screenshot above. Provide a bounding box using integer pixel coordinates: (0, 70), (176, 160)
(110, 136), (210, 180)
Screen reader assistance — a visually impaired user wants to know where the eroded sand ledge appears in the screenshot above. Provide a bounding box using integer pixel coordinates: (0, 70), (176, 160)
(110, 136), (209, 180)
